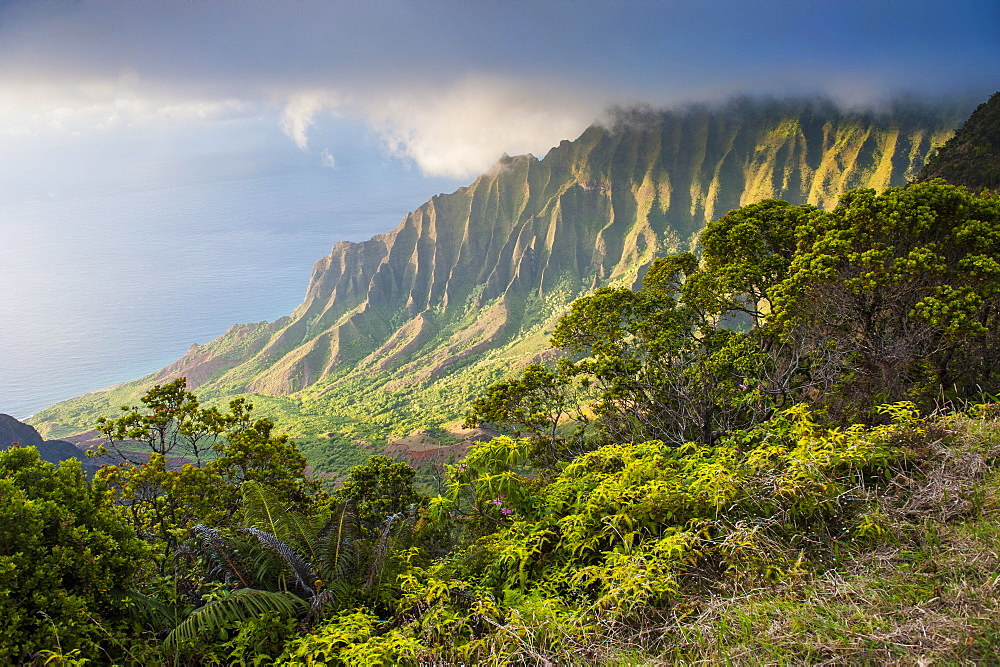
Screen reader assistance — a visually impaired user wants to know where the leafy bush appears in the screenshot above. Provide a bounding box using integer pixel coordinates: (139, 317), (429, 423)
(281, 609), (421, 666)
(431, 405), (917, 620)
(0, 447), (147, 663)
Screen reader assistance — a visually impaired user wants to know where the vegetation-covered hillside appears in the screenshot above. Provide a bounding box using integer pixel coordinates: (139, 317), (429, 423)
(32, 97), (965, 477)
(5, 172), (1000, 663)
(917, 90), (1000, 190)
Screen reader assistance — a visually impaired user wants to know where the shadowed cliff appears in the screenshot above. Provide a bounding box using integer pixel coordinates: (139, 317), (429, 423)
(916, 90), (1000, 191)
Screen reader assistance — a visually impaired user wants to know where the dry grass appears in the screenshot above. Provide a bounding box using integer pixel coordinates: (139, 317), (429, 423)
(614, 412), (1000, 665)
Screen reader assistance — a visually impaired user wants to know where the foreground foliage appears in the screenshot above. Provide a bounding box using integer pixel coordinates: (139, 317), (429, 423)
(12, 404), (1000, 665)
(0, 448), (146, 664)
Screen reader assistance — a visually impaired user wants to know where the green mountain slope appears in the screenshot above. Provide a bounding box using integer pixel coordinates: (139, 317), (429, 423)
(915, 90), (1000, 190)
(33, 98), (966, 473)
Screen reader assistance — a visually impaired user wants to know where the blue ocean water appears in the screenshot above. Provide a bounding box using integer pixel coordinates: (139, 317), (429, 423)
(0, 118), (464, 419)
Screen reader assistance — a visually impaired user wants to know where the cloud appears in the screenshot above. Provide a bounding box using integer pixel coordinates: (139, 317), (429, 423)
(0, 77), (257, 138)
(1, 0), (997, 176)
(280, 91), (340, 150)
(276, 76), (606, 178)
(319, 149), (336, 168)
(359, 76), (604, 178)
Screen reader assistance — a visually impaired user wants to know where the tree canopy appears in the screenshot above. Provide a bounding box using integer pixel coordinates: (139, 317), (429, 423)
(767, 181), (1000, 417)
(94, 378), (318, 564)
(469, 180), (1000, 452)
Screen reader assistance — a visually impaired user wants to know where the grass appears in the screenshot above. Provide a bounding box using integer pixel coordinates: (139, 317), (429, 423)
(624, 410), (1000, 665)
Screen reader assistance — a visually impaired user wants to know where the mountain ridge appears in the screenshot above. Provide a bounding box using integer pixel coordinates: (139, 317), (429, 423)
(916, 90), (1000, 190)
(159, 98), (957, 393)
(33, 96), (969, 471)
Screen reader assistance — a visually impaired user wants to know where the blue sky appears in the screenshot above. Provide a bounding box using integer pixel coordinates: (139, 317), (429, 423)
(0, 0), (998, 417)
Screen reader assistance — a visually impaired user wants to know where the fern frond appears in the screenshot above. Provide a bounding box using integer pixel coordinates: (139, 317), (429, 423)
(241, 481), (285, 538)
(365, 512), (402, 589)
(282, 503), (330, 564)
(307, 588), (336, 624)
(247, 527), (318, 597)
(193, 523), (258, 588)
(164, 589), (305, 650)
(111, 586), (182, 633)
(241, 480), (327, 559)
(318, 500), (362, 583)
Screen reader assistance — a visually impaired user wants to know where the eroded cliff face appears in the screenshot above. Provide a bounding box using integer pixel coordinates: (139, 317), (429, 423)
(156, 99), (954, 397)
(34, 98), (965, 446)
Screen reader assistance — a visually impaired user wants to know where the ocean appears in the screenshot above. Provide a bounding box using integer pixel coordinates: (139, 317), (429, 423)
(0, 121), (463, 419)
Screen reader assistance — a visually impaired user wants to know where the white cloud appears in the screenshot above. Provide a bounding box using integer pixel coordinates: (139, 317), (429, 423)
(0, 79), (257, 137)
(272, 76), (606, 179)
(1, 74), (605, 180)
(280, 91), (340, 150)
(361, 77), (603, 178)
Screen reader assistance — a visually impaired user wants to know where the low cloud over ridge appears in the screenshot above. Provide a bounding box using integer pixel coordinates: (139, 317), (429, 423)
(1, 0), (997, 178)
(280, 76), (605, 178)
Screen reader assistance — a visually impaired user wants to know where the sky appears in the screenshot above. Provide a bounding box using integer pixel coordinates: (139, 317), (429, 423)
(1, 0), (998, 418)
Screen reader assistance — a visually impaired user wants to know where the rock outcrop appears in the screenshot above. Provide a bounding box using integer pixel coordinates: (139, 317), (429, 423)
(0, 413), (95, 471)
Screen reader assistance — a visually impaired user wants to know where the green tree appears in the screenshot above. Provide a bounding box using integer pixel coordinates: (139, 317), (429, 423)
(328, 455), (425, 539)
(694, 199), (839, 405)
(471, 252), (772, 451)
(694, 198), (813, 327)
(464, 361), (589, 466)
(0, 447), (147, 663)
(95, 378), (317, 567)
(769, 181), (1000, 417)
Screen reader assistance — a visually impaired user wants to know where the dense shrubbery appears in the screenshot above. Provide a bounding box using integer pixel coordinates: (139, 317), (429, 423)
(0, 447), (147, 663)
(431, 405), (915, 617)
(7, 181), (1000, 664)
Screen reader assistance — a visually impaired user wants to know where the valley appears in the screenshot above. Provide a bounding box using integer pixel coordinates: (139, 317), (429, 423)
(32, 97), (965, 476)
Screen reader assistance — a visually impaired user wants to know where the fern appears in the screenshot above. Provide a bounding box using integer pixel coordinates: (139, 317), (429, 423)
(164, 588), (306, 650)
(319, 500), (362, 585)
(247, 527), (319, 597)
(112, 586), (183, 633)
(194, 523), (258, 589)
(365, 512), (402, 589)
